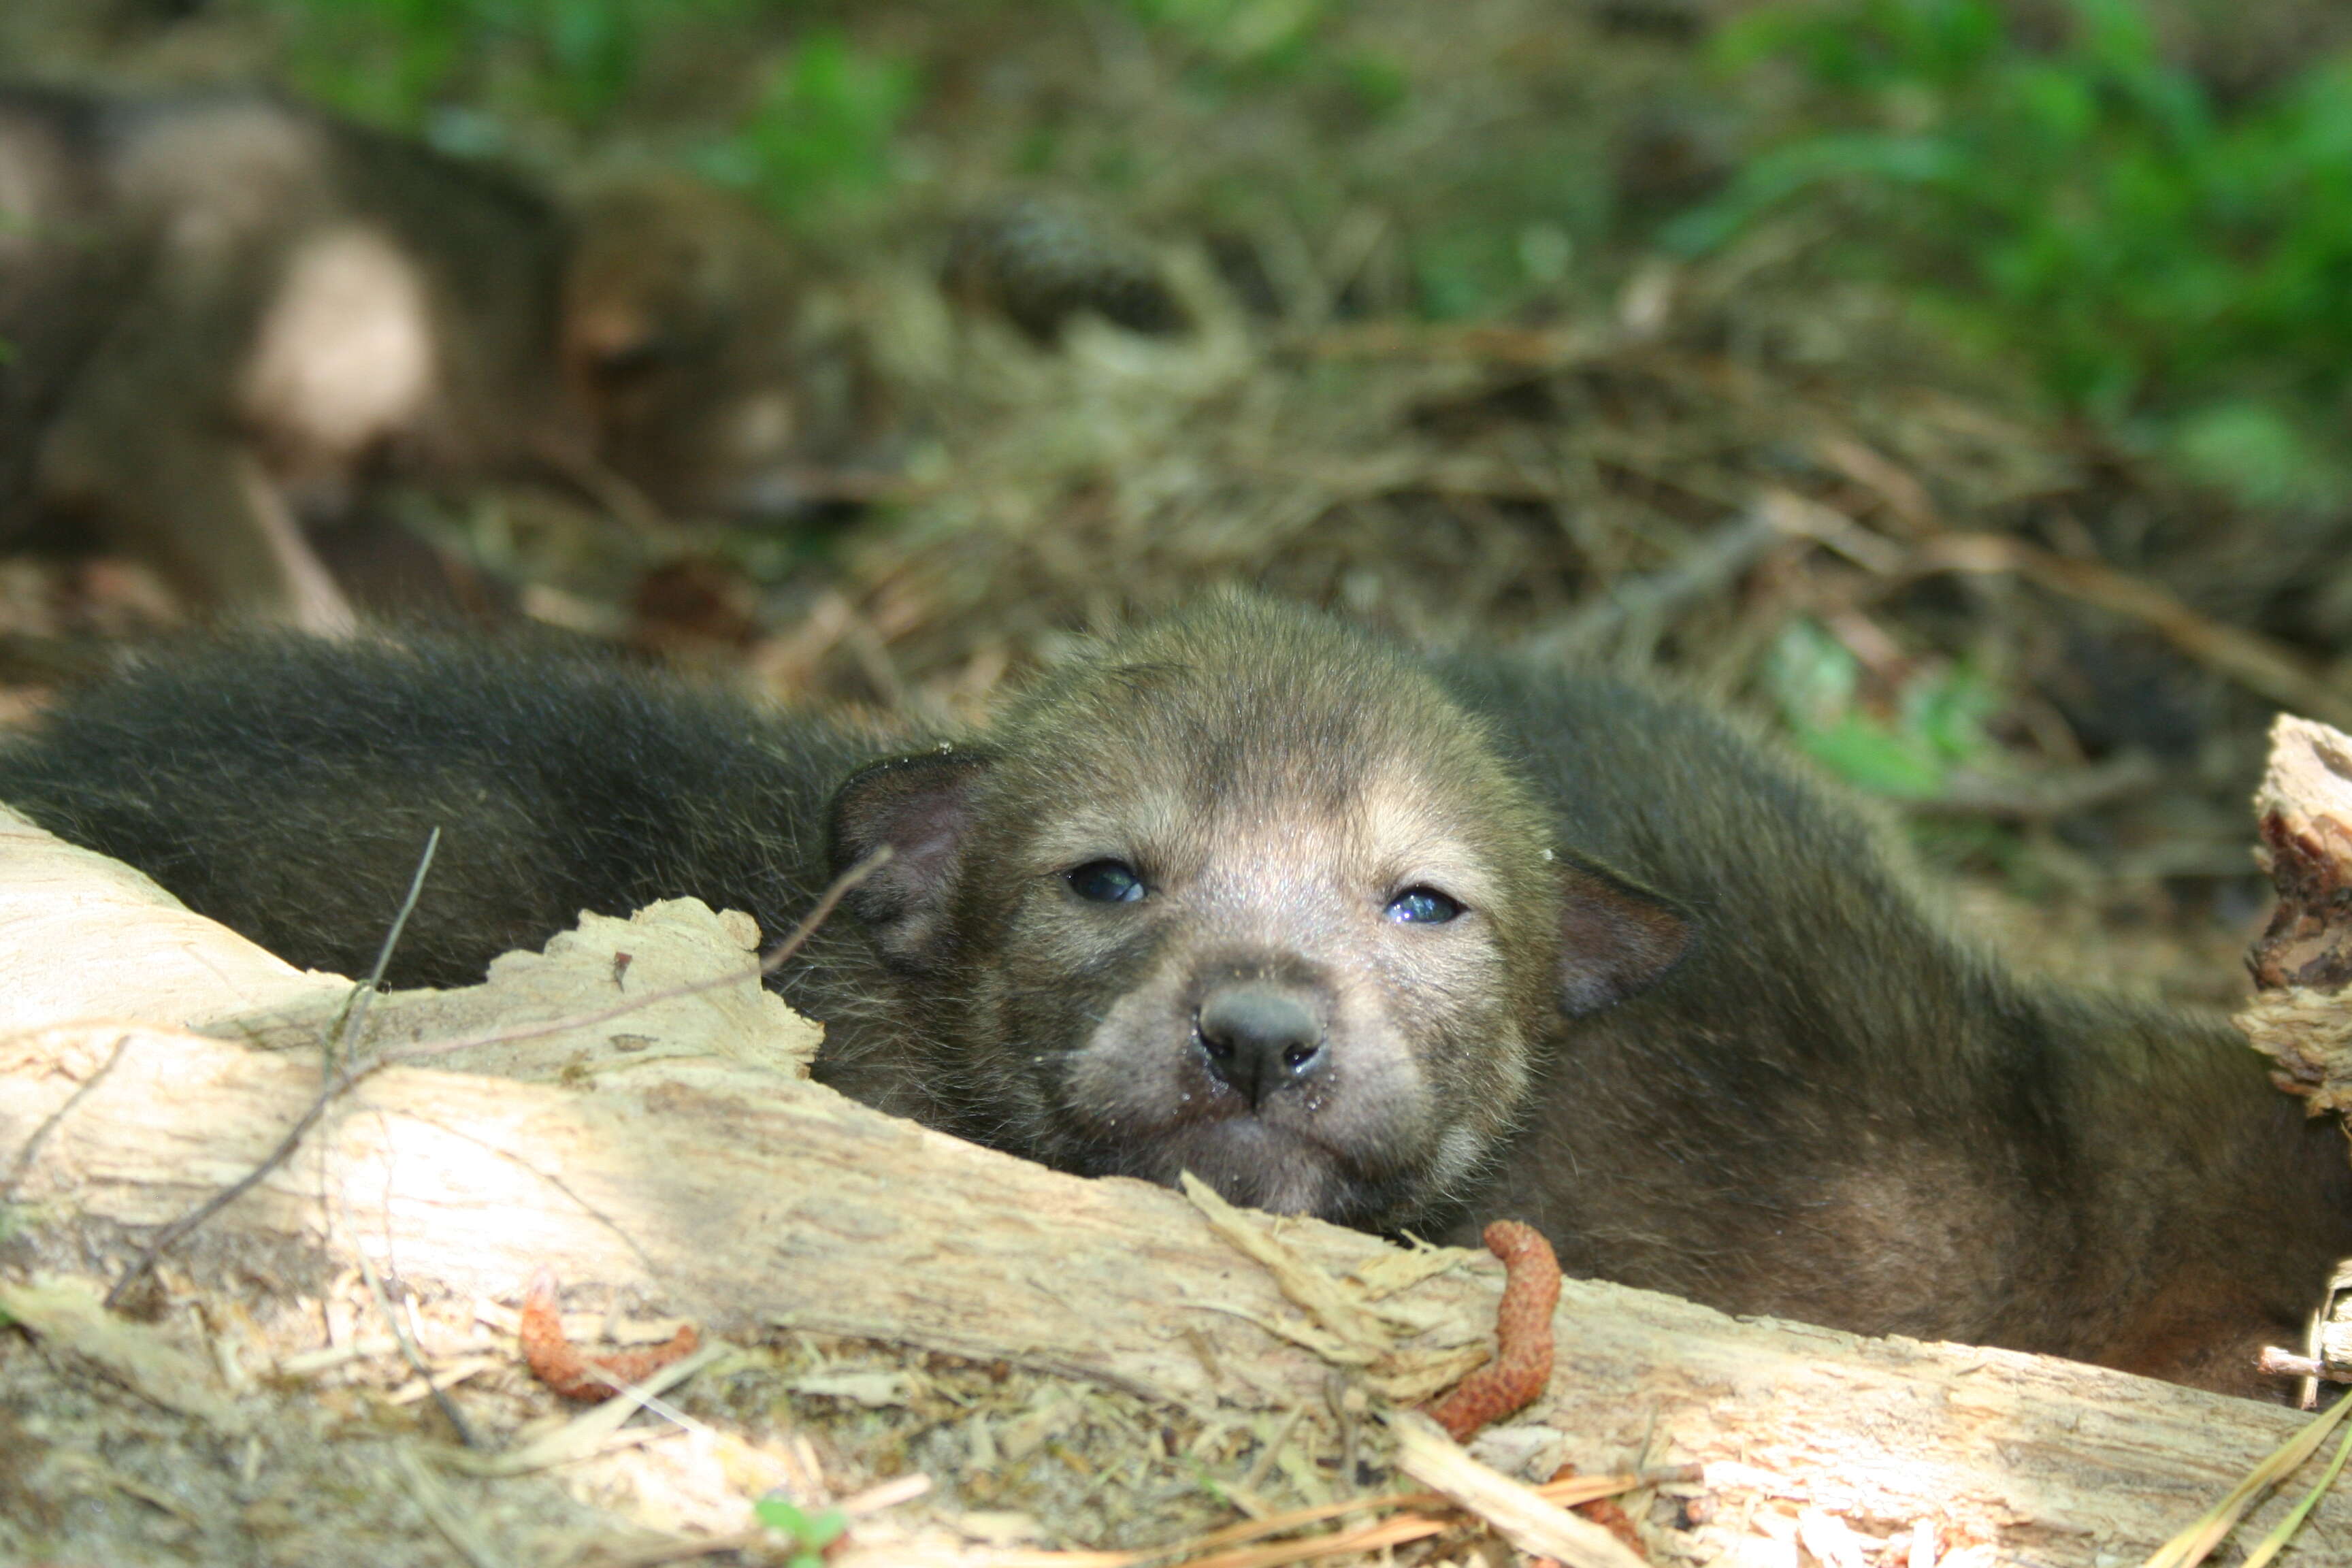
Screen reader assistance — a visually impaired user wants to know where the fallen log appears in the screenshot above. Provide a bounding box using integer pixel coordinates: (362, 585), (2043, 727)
(0, 808), (2344, 1565)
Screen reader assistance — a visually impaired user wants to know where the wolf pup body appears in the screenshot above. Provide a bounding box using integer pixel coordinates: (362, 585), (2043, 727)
(0, 83), (868, 630)
(0, 598), (2342, 1394)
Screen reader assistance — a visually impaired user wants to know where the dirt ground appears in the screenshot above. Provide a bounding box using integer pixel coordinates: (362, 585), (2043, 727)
(5, 1), (2349, 1563)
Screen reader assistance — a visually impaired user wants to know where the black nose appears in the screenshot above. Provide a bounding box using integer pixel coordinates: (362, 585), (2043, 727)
(1196, 986), (1326, 1107)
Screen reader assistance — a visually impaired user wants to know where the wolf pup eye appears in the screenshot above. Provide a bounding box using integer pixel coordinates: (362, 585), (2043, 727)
(1385, 886), (1462, 924)
(1067, 859), (1147, 904)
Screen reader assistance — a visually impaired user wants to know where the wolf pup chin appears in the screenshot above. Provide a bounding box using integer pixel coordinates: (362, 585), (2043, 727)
(1, 595), (2343, 1396)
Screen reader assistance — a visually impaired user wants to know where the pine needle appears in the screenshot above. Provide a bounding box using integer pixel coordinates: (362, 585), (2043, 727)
(2137, 1391), (2352, 1568)
(2237, 1411), (2352, 1568)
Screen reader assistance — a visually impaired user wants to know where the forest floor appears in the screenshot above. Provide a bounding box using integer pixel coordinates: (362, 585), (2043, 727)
(3, 0), (2316, 1009)
(3, 1), (2348, 1564)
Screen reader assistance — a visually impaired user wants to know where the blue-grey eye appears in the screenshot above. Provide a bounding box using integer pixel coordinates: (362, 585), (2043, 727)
(1068, 860), (1147, 903)
(1386, 886), (1462, 924)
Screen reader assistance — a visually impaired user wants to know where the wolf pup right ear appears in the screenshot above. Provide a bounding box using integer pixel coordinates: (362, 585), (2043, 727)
(829, 748), (994, 973)
(1553, 853), (1693, 1017)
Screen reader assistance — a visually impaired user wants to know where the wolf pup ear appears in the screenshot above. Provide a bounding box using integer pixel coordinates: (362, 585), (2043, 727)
(829, 749), (993, 973)
(1554, 853), (1692, 1017)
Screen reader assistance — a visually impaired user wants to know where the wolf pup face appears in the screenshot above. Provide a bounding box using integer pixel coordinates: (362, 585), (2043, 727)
(833, 600), (1688, 1230)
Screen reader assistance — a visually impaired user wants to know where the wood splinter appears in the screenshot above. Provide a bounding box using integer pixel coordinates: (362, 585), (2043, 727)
(2258, 1346), (2347, 1384)
(1424, 1220), (1561, 1441)
(517, 1268), (701, 1402)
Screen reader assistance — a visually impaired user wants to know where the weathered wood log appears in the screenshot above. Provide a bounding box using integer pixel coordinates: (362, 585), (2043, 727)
(2250, 713), (2352, 994)
(10, 1018), (2350, 1563)
(2246, 714), (2352, 1114)
(2239, 715), (2352, 1402)
(1, 809), (2346, 1565)
(0, 806), (349, 1034)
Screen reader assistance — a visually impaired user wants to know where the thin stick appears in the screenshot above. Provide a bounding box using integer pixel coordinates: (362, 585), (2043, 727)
(572, 1529), (765, 1568)
(393, 1443), (509, 1568)
(1126, 1469), (1679, 1568)
(1239, 1405), (1309, 1495)
(350, 1119), (480, 1450)
(105, 1064), (341, 1309)
(1388, 1411), (1647, 1568)
(1914, 533), (2352, 731)
(1524, 501), (1790, 664)
(576, 1463), (1674, 1568)
(1, 1032), (129, 1202)
(1165, 1512), (1455, 1568)
(333, 826), (441, 1069)
(105, 830), (444, 1308)
(358, 1245), (479, 1450)
(2257, 1347), (2348, 1384)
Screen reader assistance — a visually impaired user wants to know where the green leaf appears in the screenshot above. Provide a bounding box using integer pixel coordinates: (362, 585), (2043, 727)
(2170, 401), (2348, 510)
(755, 1497), (848, 1552)
(755, 1497), (811, 1535)
(800, 1509), (847, 1549)
(1797, 717), (1946, 798)
(1673, 0), (2352, 447)
(703, 29), (919, 225)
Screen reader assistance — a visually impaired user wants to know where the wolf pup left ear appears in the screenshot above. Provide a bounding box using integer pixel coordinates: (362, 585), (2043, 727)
(1554, 853), (1692, 1017)
(829, 748), (994, 973)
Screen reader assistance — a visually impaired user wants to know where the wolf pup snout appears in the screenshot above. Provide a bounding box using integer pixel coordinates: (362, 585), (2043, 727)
(1194, 981), (1326, 1104)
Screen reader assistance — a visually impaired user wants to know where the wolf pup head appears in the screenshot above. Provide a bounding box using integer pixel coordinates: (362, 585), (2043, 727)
(832, 598), (1686, 1229)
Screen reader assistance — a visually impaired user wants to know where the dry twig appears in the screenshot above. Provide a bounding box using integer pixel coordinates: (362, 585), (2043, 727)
(105, 828), (442, 1307)
(1388, 1411), (1648, 1568)
(1915, 534), (2352, 731)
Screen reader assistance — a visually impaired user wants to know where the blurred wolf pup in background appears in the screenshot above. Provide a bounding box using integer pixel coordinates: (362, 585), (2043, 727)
(0, 82), (877, 630)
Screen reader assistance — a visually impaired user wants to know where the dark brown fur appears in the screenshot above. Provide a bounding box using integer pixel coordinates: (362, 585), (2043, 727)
(0, 597), (2340, 1396)
(0, 83), (873, 629)
(1446, 656), (2352, 1391)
